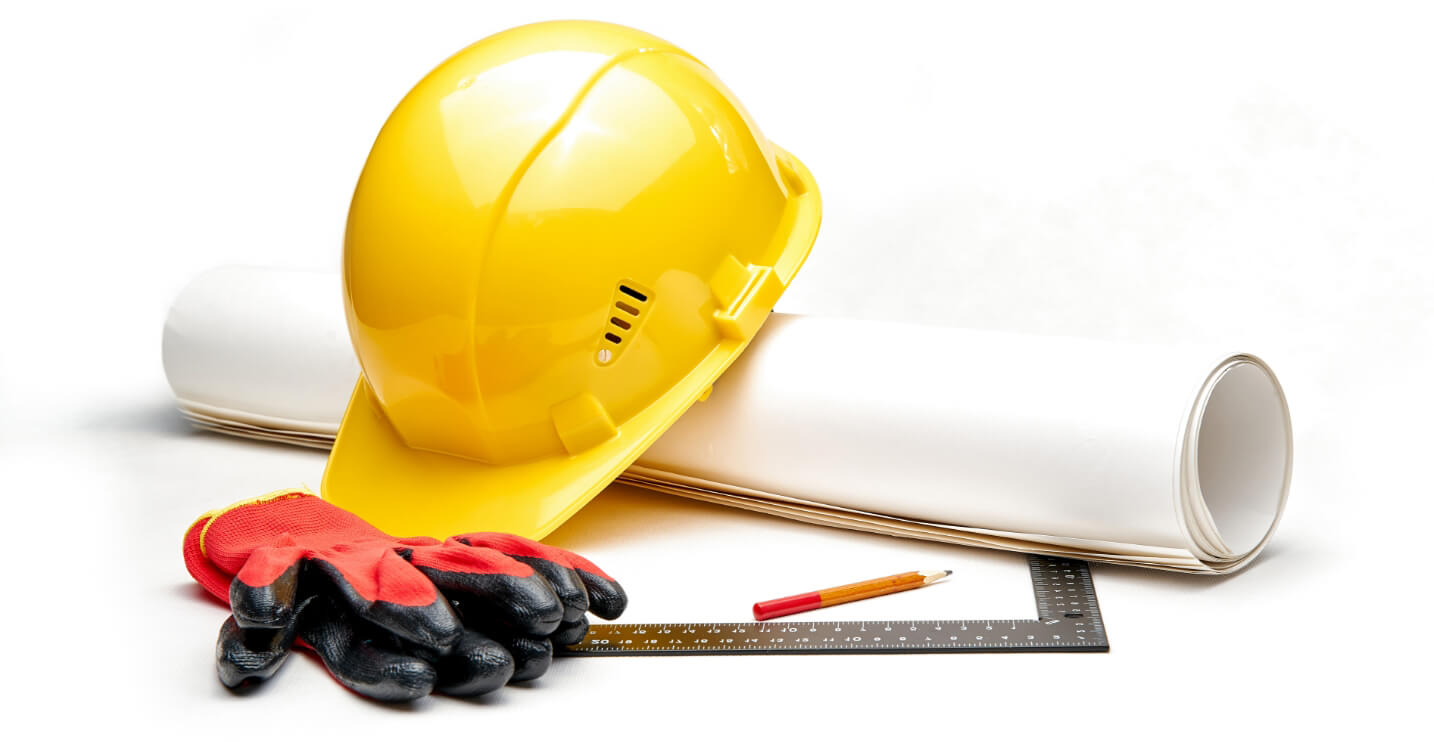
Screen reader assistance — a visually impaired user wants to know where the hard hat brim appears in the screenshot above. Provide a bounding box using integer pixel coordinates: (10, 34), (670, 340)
(322, 148), (820, 540)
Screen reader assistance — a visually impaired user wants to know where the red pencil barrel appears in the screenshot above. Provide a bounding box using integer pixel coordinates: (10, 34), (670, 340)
(752, 591), (822, 620)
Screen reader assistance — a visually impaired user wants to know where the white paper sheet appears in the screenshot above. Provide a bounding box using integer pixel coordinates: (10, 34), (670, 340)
(164, 266), (1292, 573)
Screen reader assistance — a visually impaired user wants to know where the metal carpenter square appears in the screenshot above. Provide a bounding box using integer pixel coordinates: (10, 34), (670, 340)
(560, 554), (1109, 655)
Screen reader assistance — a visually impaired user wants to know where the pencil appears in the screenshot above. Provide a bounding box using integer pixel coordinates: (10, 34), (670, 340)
(752, 569), (952, 621)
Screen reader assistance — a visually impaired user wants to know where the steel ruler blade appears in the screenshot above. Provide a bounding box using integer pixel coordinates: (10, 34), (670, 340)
(560, 554), (1109, 655)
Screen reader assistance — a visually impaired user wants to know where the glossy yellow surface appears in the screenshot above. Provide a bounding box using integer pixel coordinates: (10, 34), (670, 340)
(323, 21), (820, 538)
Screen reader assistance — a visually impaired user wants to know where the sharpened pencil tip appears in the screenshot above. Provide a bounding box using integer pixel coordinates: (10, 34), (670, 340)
(920, 569), (953, 584)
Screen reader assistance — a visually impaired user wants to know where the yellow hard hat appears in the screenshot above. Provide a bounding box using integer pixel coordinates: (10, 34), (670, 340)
(322, 20), (820, 539)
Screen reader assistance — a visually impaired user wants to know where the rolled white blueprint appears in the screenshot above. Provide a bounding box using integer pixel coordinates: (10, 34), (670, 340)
(164, 267), (1292, 573)
(162, 267), (356, 445)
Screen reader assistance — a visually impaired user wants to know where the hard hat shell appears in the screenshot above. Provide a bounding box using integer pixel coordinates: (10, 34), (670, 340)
(322, 20), (820, 539)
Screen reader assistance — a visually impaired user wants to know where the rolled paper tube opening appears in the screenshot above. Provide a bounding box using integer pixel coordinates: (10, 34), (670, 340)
(1188, 359), (1293, 560)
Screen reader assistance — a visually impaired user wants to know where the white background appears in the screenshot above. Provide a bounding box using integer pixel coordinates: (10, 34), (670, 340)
(2, 0), (1430, 737)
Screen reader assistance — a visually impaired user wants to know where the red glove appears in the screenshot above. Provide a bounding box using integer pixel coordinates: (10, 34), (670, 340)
(183, 489), (626, 701)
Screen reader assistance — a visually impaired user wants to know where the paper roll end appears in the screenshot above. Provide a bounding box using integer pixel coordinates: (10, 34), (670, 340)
(1184, 356), (1293, 573)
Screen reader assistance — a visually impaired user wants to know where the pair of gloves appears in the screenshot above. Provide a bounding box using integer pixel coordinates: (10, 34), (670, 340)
(183, 489), (626, 701)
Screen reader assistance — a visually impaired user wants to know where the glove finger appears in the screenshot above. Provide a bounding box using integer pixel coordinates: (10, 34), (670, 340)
(550, 616), (590, 648)
(456, 533), (628, 620)
(428, 630), (515, 697)
(216, 615), (298, 689)
(230, 549), (302, 629)
(410, 543), (563, 635)
(299, 594), (437, 703)
(500, 635), (553, 683)
(445, 599), (554, 683)
(308, 550), (463, 652)
(511, 557), (589, 622)
(571, 569), (627, 621)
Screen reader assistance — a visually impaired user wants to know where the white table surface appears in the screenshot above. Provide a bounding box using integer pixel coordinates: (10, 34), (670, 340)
(3, 1), (1429, 737)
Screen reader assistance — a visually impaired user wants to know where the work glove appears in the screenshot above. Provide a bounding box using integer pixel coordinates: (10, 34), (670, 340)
(182, 488), (626, 701)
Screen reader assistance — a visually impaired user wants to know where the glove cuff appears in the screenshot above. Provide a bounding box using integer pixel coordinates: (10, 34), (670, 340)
(182, 487), (318, 605)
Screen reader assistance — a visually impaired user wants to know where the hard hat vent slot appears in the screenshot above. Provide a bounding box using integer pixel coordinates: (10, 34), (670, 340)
(596, 281), (654, 366)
